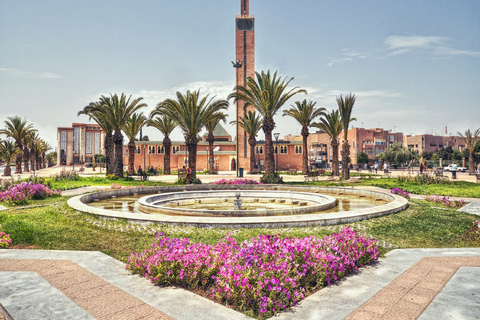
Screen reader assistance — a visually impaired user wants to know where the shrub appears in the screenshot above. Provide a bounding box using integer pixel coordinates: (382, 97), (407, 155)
(127, 227), (379, 319)
(463, 220), (480, 244)
(106, 174), (118, 180)
(260, 173), (284, 184)
(51, 169), (79, 181)
(0, 182), (60, 206)
(175, 176), (202, 185)
(0, 225), (12, 248)
(211, 178), (261, 185)
(424, 194), (466, 208)
(390, 188), (410, 199)
(395, 173), (449, 185)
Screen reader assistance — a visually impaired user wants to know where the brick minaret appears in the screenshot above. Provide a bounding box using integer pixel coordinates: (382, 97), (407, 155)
(235, 0), (255, 171)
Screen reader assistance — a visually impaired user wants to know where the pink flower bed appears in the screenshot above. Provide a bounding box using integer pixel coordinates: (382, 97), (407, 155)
(425, 194), (466, 208)
(127, 227), (379, 318)
(0, 230), (12, 248)
(0, 182), (60, 206)
(211, 178), (262, 185)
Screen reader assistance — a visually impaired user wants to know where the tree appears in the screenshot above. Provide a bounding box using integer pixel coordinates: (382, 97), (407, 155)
(230, 110), (263, 173)
(0, 140), (21, 176)
(357, 152), (369, 167)
(0, 116), (36, 174)
(38, 140), (52, 169)
(311, 110), (343, 176)
(78, 102), (115, 175)
(458, 128), (480, 175)
(337, 94), (357, 179)
(228, 70), (306, 175)
(205, 113), (227, 172)
(26, 132), (40, 172)
(452, 149), (463, 161)
(123, 113), (148, 176)
(383, 142), (413, 166)
(46, 151), (57, 167)
(154, 90), (229, 182)
(148, 115), (177, 175)
(283, 99), (325, 174)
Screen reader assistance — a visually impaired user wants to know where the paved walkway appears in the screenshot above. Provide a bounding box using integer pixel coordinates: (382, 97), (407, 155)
(1, 249), (479, 319)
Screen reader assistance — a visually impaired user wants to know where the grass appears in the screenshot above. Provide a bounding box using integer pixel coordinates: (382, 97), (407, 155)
(47, 176), (169, 190)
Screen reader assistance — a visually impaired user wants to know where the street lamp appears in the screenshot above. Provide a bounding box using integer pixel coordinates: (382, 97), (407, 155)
(232, 60), (243, 177)
(274, 132), (280, 173)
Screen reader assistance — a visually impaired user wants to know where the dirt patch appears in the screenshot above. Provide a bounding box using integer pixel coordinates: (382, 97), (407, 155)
(8, 245), (36, 249)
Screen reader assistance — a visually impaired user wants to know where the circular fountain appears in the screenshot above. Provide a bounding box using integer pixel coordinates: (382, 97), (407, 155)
(68, 184), (408, 228)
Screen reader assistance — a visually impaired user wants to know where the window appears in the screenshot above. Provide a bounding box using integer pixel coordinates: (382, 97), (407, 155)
(73, 127), (79, 154)
(86, 132), (92, 154)
(172, 146), (180, 154)
(281, 146), (288, 154)
(136, 146), (141, 154)
(149, 146), (155, 154)
(94, 133), (100, 154)
(295, 146), (302, 154)
(158, 146), (164, 154)
(256, 146), (263, 154)
(60, 131), (67, 152)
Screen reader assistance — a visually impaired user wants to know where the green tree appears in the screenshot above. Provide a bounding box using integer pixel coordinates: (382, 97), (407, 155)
(78, 102), (115, 175)
(26, 132), (40, 172)
(452, 149), (463, 161)
(0, 140), (21, 176)
(205, 113), (228, 172)
(154, 90), (229, 182)
(123, 113), (148, 176)
(228, 70), (306, 175)
(148, 115), (177, 175)
(0, 116), (36, 174)
(46, 151), (57, 167)
(458, 128), (480, 174)
(283, 99), (325, 174)
(231, 110), (263, 173)
(312, 110), (343, 176)
(337, 94), (357, 179)
(357, 151), (369, 167)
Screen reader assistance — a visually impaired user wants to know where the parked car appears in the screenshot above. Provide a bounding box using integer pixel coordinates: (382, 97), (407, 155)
(443, 164), (467, 172)
(85, 162), (93, 168)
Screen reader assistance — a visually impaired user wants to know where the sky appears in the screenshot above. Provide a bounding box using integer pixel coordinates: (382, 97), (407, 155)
(1, 0), (479, 150)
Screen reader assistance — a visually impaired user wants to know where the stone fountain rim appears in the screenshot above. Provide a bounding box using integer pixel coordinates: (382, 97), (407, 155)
(67, 184), (408, 228)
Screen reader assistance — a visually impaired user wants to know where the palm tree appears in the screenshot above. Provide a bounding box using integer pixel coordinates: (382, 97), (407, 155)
(230, 110), (263, 173)
(205, 113), (227, 172)
(337, 94), (357, 179)
(283, 99), (325, 174)
(228, 70), (306, 175)
(0, 140), (21, 176)
(457, 128), (480, 175)
(147, 115), (177, 175)
(26, 132), (41, 172)
(123, 113), (148, 176)
(154, 90), (229, 181)
(312, 110), (343, 176)
(78, 102), (115, 175)
(37, 140), (52, 169)
(0, 116), (36, 174)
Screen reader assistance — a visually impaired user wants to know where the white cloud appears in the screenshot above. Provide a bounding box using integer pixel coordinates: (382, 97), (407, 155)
(384, 35), (480, 57)
(0, 68), (61, 79)
(327, 49), (369, 67)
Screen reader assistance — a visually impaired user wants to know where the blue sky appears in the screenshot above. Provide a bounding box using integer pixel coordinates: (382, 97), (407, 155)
(1, 0), (479, 149)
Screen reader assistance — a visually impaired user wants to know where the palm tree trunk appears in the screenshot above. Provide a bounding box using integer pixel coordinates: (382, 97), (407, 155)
(164, 137), (171, 175)
(104, 133), (114, 175)
(263, 117), (276, 175)
(15, 144), (23, 174)
(113, 129), (124, 178)
(30, 149), (35, 172)
(23, 147), (30, 172)
(127, 141), (136, 176)
(248, 137), (256, 172)
(332, 140), (339, 176)
(469, 151), (475, 175)
(4, 165), (11, 177)
(301, 127), (309, 175)
(342, 140), (350, 179)
(185, 134), (197, 183)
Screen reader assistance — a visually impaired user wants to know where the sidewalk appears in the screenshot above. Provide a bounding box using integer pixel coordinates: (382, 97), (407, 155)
(1, 248), (479, 319)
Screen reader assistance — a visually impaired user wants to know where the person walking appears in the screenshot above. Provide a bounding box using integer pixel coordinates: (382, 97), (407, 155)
(374, 162), (378, 174)
(450, 162), (457, 179)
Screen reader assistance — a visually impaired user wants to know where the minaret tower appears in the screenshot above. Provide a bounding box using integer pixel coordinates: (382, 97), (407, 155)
(234, 0), (255, 172)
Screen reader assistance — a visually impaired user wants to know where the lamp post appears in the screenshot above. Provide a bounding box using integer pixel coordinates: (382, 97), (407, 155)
(32, 141), (36, 177)
(232, 60), (243, 177)
(143, 144), (146, 173)
(274, 132), (280, 173)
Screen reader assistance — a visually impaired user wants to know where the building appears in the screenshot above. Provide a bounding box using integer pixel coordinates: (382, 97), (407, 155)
(234, 0), (255, 171)
(404, 134), (466, 154)
(57, 123), (105, 165)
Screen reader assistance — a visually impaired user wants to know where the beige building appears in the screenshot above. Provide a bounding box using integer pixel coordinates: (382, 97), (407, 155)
(403, 134), (466, 154)
(57, 123), (105, 165)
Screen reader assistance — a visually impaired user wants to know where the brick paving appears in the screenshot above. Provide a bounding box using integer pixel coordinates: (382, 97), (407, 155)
(0, 259), (172, 320)
(345, 256), (480, 320)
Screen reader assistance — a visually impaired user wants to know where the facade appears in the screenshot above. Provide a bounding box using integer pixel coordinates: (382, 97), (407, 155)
(57, 123), (105, 165)
(234, 0), (255, 170)
(404, 134), (466, 154)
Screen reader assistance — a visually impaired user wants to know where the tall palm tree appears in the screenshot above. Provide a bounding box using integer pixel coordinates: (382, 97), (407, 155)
(36, 139), (51, 169)
(312, 110), (343, 176)
(457, 128), (480, 175)
(26, 132), (41, 172)
(99, 94), (147, 177)
(123, 113), (148, 176)
(230, 110), (263, 173)
(78, 102), (115, 175)
(205, 113), (227, 172)
(147, 115), (177, 175)
(154, 90), (229, 181)
(283, 99), (325, 174)
(0, 116), (36, 174)
(337, 93), (357, 179)
(0, 140), (21, 177)
(228, 70), (306, 175)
